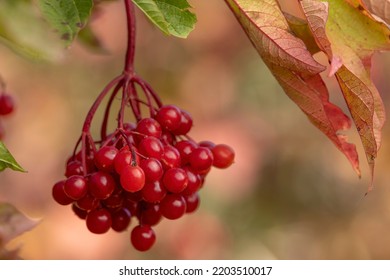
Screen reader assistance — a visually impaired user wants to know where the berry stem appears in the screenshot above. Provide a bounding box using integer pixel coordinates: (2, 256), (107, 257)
(101, 80), (125, 140)
(123, 0), (136, 75)
(82, 75), (124, 134)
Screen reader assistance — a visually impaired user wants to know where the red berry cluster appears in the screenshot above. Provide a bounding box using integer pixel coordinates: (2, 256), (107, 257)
(0, 91), (15, 139)
(52, 103), (234, 251)
(51, 0), (234, 252)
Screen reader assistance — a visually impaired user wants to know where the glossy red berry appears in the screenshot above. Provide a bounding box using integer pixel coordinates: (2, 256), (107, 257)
(65, 161), (84, 177)
(86, 208), (112, 234)
(161, 145), (181, 169)
(184, 193), (200, 213)
(52, 180), (73, 205)
(160, 194), (186, 220)
(89, 171), (116, 199)
(162, 168), (188, 193)
(120, 165), (145, 192)
(138, 203), (162, 226)
(131, 225), (156, 251)
(155, 105), (182, 131)
(182, 168), (202, 195)
(114, 149), (134, 174)
(0, 93), (14, 115)
(75, 193), (99, 211)
(172, 109), (193, 135)
(212, 144), (235, 168)
(111, 208), (131, 232)
(175, 140), (197, 165)
(189, 147), (214, 173)
(138, 136), (164, 159)
(135, 118), (162, 140)
(141, 181), (167, 203)
(94, 146), (118, 172)
(64, 175), (88, 200)
(139, 158), (163, 182)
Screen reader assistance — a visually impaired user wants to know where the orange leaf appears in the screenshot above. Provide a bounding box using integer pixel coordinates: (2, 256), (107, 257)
(224, 0), (361, 175)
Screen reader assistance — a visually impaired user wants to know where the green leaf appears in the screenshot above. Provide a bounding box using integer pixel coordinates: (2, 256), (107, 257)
(0, 1), (63, 61)
(0, 142), (25, 172)
(133, 0), (197, 38)
(38, 0), (94, 46)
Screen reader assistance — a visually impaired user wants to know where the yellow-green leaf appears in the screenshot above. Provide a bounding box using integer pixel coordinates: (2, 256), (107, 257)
(0, 142), (25, 172)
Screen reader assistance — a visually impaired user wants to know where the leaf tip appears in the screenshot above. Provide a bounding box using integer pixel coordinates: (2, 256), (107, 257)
(328, 56), (343, 77)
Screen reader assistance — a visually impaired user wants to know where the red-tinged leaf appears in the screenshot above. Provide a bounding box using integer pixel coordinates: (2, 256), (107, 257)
(299, 0), (390, 191)
(224, 0), (326, 75)
(361, 0), (390, 26)
(224, 0), (361, 175)
(0, 203), (38, 246)
(270, 64), (360, 175)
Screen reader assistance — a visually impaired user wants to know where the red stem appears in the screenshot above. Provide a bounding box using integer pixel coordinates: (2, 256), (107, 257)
(123, 0), (136, 74)
(82, 74), (124, 133)
(100, 80), (124, 140)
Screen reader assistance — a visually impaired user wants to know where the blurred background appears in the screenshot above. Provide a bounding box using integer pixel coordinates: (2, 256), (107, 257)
(1, 0), (390, 259)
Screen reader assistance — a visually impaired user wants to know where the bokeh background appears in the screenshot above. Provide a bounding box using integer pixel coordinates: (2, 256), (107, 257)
(1, 0), (390, 259)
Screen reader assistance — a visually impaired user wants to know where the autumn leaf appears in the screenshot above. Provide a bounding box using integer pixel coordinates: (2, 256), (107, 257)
(0, 203), (38, 259)
(0, 203), (38, 245)
(283, 13), (321, 54)
(299, 0), (390, 191)
(224, 0), (361, 175)
(361, 0), (390, 26)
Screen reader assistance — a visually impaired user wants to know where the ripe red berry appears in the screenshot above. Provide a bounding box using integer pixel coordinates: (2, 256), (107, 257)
(0, 93), (14, 115)
(175, 140), (197, 165)
(138, 203), (162, 226)
(184, 193), (200, 213)
(212, 144), (235, 168)
(131, 225), (156, 251)
(135, 118), (162, 141)
(86, 208), (112, 234)
(155, 105), (182, 131)
(94, 146), (118, 172)
(139, 158), (163, 182)
(160, 194), (186, 220)
(141, 181), (167, 203)
(138, 136), (164, 159)
(89, 171), (116, 199)
(189, 147), (214, 173)
(75, 193), (99, 211)
(64, 175), (88, 200)
(114, 149), (134, 174)
(120, 165), (145, 192)
(103, 189), (124, 210)
(65, 161), (84, 177)
(52, 180), (74, 205)
(182, 168), (202, 195)
(161, 145), (181, 169)
(172, 109), (193, 135)
(162, 168), (188, 193)
(111, 208), (131, 232)
(72, 204), (88, 219)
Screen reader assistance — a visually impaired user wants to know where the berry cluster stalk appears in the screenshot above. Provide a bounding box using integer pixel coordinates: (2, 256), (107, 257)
(76, 0), (162, 176)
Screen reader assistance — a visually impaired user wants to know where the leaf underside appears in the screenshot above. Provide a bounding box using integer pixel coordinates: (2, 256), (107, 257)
(224, 0), (361, 176)
(38, 0), (94, 46)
